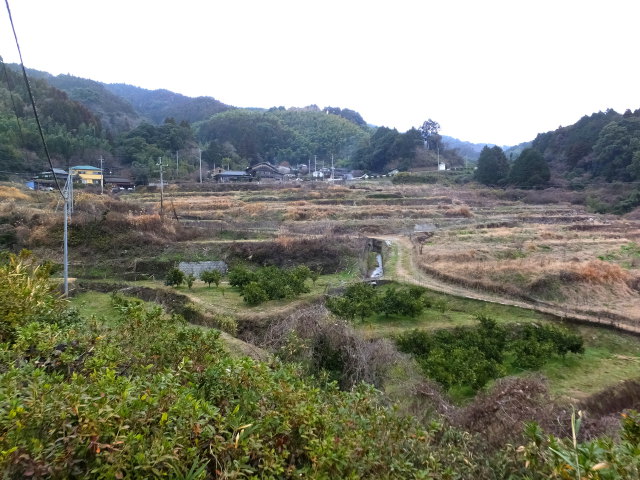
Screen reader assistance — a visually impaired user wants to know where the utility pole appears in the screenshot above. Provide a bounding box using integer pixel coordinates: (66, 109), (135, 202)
(63, 190), (68, 297)
(314, 155), (317, 180)
(63, 172), (73, 297)
(99, 156), (104, 195)
(331, 153), (334, 180)
(68, 172), (73, 214)
(198, 148), (202, 183)
(176, 151), (179, 179)
(157, 157), (164, 216)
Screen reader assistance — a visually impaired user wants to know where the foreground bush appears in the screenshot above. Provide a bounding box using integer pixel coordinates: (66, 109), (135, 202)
(1, 262), (638, 478)
(0, 250), (69, 343)
(0, 293), (484, 478)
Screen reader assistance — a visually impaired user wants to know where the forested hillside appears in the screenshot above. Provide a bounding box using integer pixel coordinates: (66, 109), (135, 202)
(0, 64), (109, 177)
(104, 83), (232, 125)
(3, 62), (640, 189)
(532, 108), (640, 182)
(197, 107), (370, 168)
(441, 135), (493, 162)
(16, 67), (142, 134)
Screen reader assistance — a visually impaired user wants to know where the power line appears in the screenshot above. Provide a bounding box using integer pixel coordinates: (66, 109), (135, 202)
(4, 0), (71, 297)
(4, 0), (63, 198)
(0, 55), (26, 149)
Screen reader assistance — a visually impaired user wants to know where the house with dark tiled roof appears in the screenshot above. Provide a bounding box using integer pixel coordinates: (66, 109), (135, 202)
(247, 162), (284, 182)
(213, 170), (252, 183)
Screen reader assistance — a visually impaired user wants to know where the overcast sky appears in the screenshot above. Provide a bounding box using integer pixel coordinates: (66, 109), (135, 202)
(1, 0), (638, 146)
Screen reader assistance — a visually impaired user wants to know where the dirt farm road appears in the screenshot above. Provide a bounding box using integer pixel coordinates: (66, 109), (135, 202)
(375, 234), (640, 336)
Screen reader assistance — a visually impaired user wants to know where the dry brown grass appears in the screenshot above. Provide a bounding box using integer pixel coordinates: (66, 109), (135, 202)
(439, 205), (473, 217)
(275, 235), (299, 250)
(0, 186), (30, 201)
(241, 202), (269, 217)
(415, 199), (640, 321)
(574, 260), (631, 284)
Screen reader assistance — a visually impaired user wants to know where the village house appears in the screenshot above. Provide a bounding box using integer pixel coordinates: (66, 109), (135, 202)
(213, 170), (252, 183)
(247, 162), (284, 182)
(28, 168), (68, 190)
(70, 165), (102, 185)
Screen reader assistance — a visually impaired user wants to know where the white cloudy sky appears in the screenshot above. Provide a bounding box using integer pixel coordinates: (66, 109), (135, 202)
(1, 0), (638, 146)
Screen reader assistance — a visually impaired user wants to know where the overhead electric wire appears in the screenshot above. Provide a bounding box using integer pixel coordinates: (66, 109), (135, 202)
(0, 55), (27, 149)
(4, 0), (64, 198)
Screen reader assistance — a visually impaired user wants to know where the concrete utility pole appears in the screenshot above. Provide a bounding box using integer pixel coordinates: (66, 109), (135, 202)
(68, 172), (73, 214)
(99, 156), (104, 194)
(63, 172), (73, 297)
(176, 151), (179, 178)
(198, 148), (202, 183)
(331, 153), (334, 180)
(63, 191), (68, 296)
(157, 157), (164, 216)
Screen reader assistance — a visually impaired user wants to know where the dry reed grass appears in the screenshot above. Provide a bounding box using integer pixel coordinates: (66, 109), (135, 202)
(241, 202), (270, 217)
(442, 205), (473, 218)
(0, 186), (30, 201)
(574, 260), (631, 284)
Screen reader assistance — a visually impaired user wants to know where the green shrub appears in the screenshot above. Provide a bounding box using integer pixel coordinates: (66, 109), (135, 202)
(200, 269), (222, 287)
(326, 282), (378, 322)
(242, 281), (269, 305)
(227, 265), (255, 289)
(164, 267), (185, 287)
(379, 287), (424, 317)
(396, 317), (583, 392)
(0, 250), (68, 343)
(230, 265), (311, 305)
